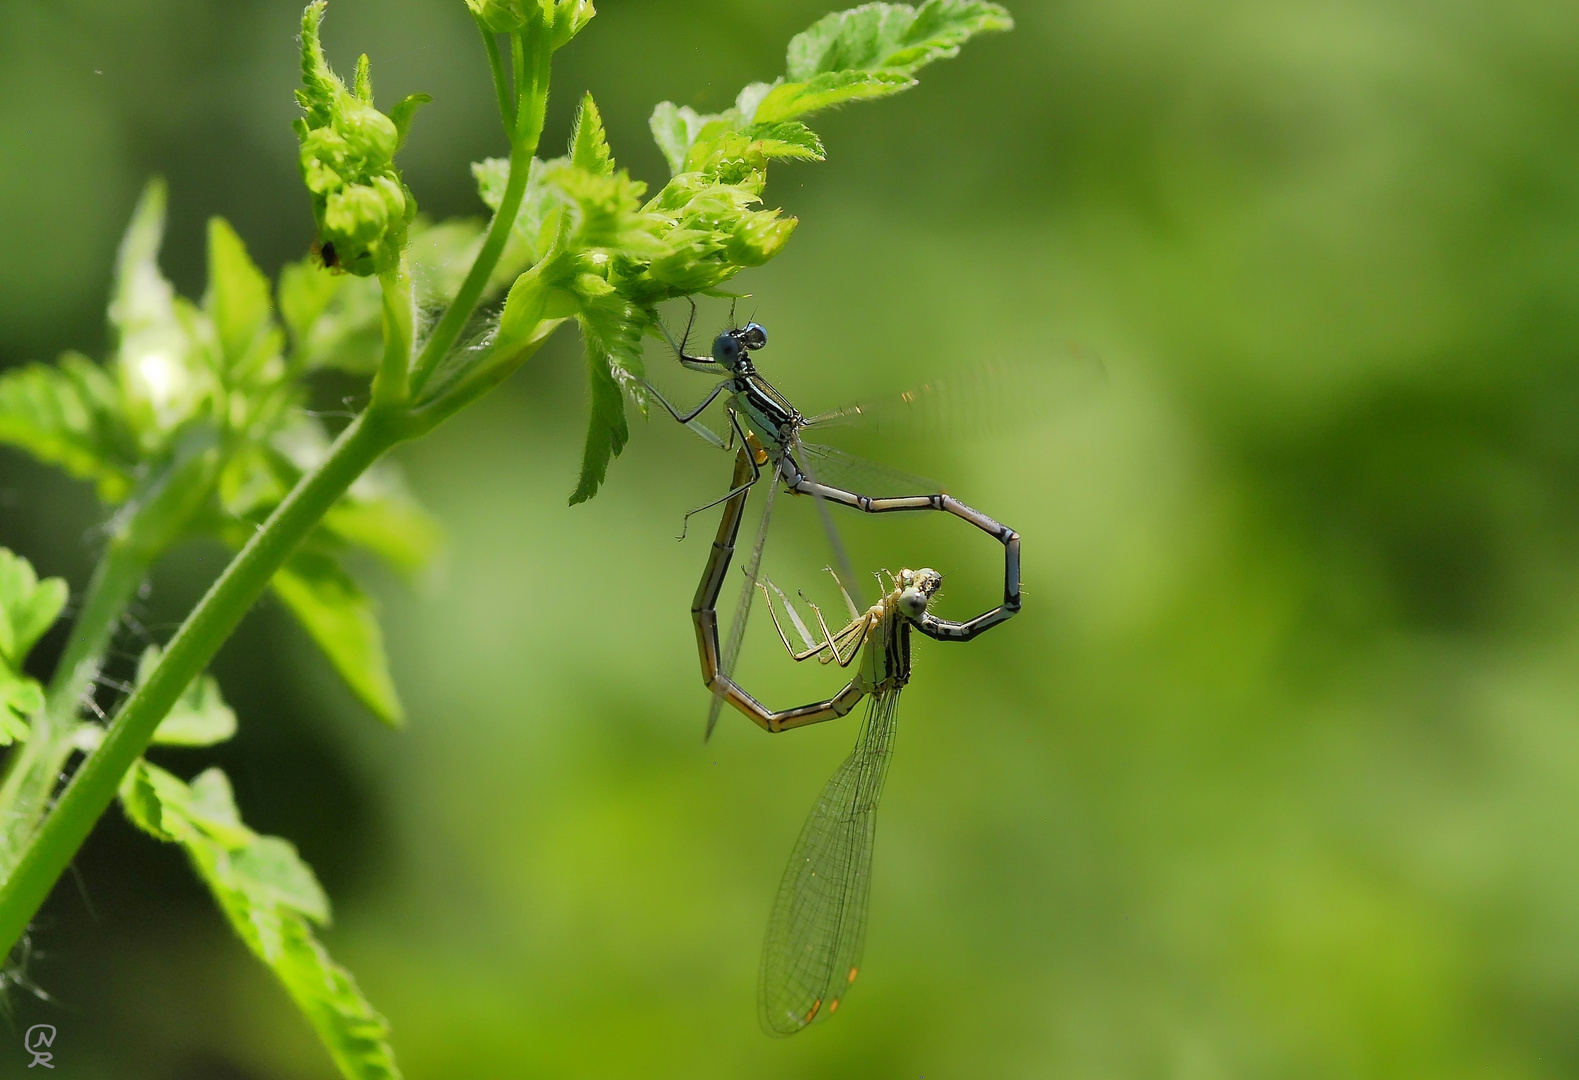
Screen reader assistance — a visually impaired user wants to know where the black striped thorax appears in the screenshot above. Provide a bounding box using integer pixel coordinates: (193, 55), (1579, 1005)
(861, 596), (916, 694)
(730, 364), (801, 448)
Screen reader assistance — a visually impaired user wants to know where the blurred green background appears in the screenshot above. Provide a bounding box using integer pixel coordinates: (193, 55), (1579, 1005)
(6, 0), (1579, 1076)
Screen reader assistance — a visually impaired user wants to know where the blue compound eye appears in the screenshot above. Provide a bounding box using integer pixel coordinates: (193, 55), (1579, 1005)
(712, 332), (742, 366)
(741, 323), (768, 350)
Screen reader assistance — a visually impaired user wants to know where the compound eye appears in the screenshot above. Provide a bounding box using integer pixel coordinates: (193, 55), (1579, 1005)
(712, 332), (741, 365)
(898, 587), (930, 621)
(742, 323), (768, 350)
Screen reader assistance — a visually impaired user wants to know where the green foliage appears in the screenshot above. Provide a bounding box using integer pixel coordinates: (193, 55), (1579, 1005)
(0, 3), (1005, 1074)
(0, 550), (67, 746)
(481, 2), (1010, 501)
(294, 1), (428, 277)
(205, 219), (283, 388)
(649, 1), (1011, 171)
(0, 179), (437, 720)
(569, 323), (631, 505)
(469, 0), (596, 44)
(120, 761), (398, 1080)
(279, 217), (491, 374)
(133, 646), (238, 748)
(110, 180), (211, 447)
(272, 547), (404, 725)
(467, 0), (531, 33)
(0, 355), (135, 501)
(785, 1), (1012, 79)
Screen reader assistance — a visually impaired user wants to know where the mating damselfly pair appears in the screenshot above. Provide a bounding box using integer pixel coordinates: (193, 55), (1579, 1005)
(648, 306), (1032, 1035)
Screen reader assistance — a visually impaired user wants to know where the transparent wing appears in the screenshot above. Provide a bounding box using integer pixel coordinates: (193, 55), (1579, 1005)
(759, 688), (902, 1036)
(707, 468), (780, 739)
(802, 350), (1107, 444)
(796, 440), (942, 500)
(786, 439), (868, 610)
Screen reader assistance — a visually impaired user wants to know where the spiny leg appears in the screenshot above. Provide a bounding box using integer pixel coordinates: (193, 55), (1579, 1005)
(759, 579), (834, 663)
(638, 376), (728, 449)
(662, 297), (717, 369)
(680, 441), (762, 541)
(823, 566), (861, 620)
(810, 602), (868, 668)
(762, 577), (823, 656)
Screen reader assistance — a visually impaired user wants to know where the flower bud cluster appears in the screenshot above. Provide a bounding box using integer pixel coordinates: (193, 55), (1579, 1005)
(294, 2), (426, 277)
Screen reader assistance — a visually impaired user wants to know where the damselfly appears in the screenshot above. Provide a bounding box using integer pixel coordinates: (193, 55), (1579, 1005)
(652, 309), (1022, 737)
(694, 451), (1009, 1033)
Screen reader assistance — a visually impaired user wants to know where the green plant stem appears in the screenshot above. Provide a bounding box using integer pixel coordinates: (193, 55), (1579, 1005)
(411, 317), (567, 432)
(408, 27), (550, 398)
(0, 539), (147, 871)
(0, 410), (403, 953)
(407, 140), (533, 398)
(373, 257), (414, 408)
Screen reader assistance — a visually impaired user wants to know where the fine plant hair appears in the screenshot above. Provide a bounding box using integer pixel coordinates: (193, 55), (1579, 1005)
(0, 1), (1011, 1074)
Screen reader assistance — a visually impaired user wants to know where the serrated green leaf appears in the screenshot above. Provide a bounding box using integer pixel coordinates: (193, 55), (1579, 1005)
(786, 1), (1013, 79)
(744, 121), (826, 161)
(205, 218), (280, 386)
(272, 548), (403, 725)
(0, 669), (40, 746)
(119, 761), (397, 1080)
(552, 167), (663, 255)
(569, 94), (614, 177)
(186, 767), (253, 846)
(118, 759), (252, 848)
(266, 921), (399, 1080)
(0, 355), (136, 500)
(568, 333), (630, 506)
(233, 835), (333, 924)
(753, 69), (916, 123)
(734, 81), (778, 123)
(649, 102), (710, 177)
(136, 646), (238, 747)
(119, 761), (167, 837)
(0, 548), (68, 670)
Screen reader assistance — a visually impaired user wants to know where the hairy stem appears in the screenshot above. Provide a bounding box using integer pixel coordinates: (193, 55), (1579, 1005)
(407, 27), (551, 398)
(373, 257), (415, 408)
(0, 411), (403, 953)
(0, 539), (147, 872)
(407, 143), (533, 398)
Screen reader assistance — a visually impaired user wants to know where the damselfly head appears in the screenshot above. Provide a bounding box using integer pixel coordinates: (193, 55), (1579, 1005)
(712, 331), (744, 369)
(712, 323), (768, 370)
(896, 567), (943, 620)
